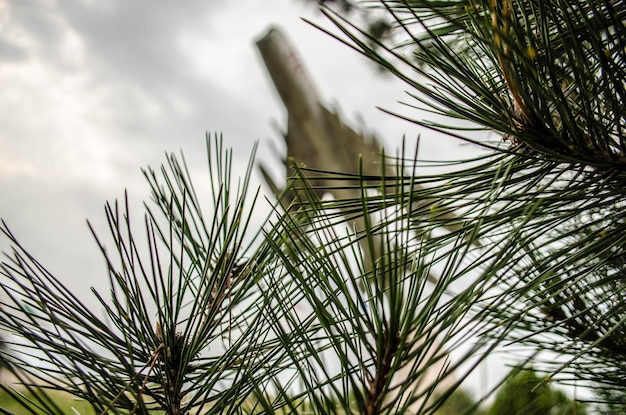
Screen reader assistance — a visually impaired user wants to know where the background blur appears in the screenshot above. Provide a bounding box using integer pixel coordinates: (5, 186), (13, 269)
(0, 0), (466, 293)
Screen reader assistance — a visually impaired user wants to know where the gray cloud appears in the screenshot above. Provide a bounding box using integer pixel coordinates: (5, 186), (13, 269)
(0, 0), (446, 296)
(0, 36), (25, 61)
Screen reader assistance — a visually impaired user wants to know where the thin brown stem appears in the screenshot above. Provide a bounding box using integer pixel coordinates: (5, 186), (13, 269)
(365, 327), (399, 415)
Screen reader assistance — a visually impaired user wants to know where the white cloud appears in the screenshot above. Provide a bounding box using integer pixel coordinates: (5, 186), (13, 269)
(0, 152), (35, 178)
(0, 0), (471, 296)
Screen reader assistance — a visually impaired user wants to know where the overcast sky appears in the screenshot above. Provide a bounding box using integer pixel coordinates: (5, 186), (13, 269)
(0, 0), (444, 290)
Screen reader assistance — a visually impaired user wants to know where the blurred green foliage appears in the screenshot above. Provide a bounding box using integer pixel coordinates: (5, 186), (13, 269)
(487, 368), (587, 415)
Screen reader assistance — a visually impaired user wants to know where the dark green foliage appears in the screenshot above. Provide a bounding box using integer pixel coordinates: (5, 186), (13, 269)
(302, 0), (393, 44)
(596, 389), (626, 415)
(433, 389), (486, 415)
(301, 0), (626, 408)
(488, 367), (586, 415)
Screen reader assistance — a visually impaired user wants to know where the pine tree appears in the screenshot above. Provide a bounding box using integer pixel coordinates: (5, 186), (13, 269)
(0, 1), (624, 413)
(303, 0), (626, 410)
